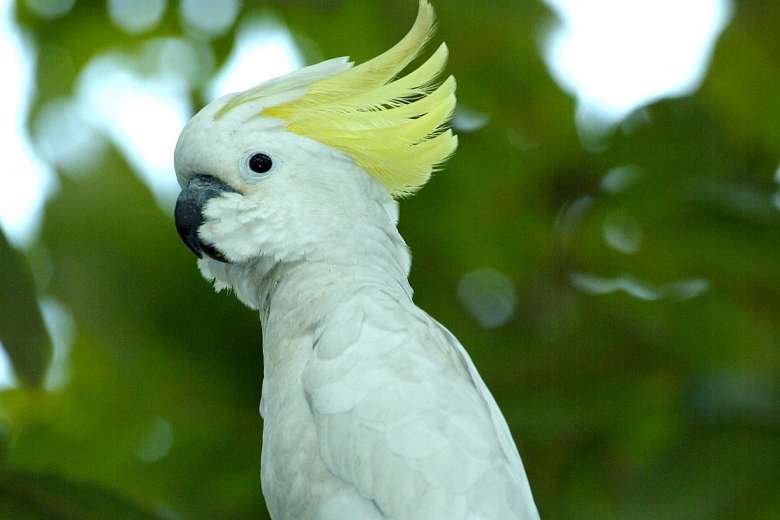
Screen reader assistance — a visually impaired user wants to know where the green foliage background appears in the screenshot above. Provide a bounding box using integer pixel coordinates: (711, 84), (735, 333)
(1, 0), (779, 518)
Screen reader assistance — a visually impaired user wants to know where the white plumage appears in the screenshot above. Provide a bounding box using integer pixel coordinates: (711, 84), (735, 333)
(173, 2), (540, 518)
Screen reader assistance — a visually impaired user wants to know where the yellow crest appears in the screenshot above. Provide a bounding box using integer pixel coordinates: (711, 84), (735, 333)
(223, 0), (457, 197)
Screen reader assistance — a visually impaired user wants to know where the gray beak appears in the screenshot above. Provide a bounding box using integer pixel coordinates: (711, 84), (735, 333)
(174, 174), (239, 263)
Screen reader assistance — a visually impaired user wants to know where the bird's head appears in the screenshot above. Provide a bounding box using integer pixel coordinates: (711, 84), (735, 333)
(173, 0), (456, 276)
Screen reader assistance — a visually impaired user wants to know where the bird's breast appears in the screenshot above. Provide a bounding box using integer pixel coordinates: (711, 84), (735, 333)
(259, 334), (347, 520)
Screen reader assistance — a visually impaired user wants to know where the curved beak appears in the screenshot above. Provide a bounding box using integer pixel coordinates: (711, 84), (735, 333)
(174, 174), (239, 263)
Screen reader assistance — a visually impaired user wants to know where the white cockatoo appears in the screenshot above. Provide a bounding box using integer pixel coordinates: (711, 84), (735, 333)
(173, 1), (539, 518)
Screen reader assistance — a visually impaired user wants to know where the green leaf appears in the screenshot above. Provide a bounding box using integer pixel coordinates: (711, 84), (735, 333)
(0, 228), (51, 387)
(0, 470), (158, 519)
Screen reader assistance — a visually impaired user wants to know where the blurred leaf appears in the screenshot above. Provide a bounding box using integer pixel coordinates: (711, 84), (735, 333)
(617, 430), (780, 520)
(0, 470), (158, 519)
(0, 228), (51, 387)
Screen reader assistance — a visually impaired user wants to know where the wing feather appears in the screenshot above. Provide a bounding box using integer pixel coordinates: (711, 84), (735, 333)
(302, 290), (540, 519)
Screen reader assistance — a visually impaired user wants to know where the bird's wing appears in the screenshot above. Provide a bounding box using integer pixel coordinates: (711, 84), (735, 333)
(427, 313), (538, 515)
(302, 289), (539, 520)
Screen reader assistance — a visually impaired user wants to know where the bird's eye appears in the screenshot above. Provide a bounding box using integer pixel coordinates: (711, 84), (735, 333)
(248, 153), (273, 174)
(241, 152), (277, 183)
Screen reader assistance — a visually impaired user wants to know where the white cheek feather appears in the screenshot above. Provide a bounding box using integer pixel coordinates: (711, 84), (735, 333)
(198, 199), (244, 261)
(199, 193), (275, 264)
(197, 259), (229, 293)
(197, 257), (270, 310)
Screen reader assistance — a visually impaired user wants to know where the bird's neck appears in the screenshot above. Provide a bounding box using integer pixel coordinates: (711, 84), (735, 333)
(251, 230), (413, 409)
(257, 247), (412, 328)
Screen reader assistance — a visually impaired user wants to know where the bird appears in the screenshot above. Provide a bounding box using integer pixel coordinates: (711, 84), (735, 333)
(172, 1), (539, 518)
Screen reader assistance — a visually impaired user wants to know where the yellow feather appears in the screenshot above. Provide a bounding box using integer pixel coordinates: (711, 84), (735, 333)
(294, 76), (456, 131)
(306, 43), (450, 114)
(289, 0), (437, 102)
(240, 0), (457, 197)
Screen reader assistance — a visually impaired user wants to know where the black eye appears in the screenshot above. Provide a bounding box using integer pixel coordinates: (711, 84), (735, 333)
(248, 153), (273, 174)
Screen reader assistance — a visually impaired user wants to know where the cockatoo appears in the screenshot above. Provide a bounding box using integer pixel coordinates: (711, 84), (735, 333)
(173, 1), (539, 518)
